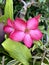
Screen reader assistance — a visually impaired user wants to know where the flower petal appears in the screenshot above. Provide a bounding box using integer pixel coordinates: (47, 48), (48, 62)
(7, 18), (13, 27)
(10, 31), (25, 41)
(14, 18), (26, 31)
(35, 14), (41, 21)
(27, 18), (39, 30)
(23, 34), (33, 48)
(30, 29), (43, 40)
(3, 25), (14, 34)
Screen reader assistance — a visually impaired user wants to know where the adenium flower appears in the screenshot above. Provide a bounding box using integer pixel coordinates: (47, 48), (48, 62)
(4, 14), (43, 48)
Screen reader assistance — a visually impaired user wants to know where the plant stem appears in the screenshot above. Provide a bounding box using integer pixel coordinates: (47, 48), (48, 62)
(1, 56), (5, 65)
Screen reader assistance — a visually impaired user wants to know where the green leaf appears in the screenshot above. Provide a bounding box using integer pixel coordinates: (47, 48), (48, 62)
(2, 38), (32, 65)
(0, 0), (2, 4)
(6, 60), (19, 65)
(38, 0), (46, 3)
(47, 27), (49, 36)
(4, 0), (13, 20)
(32, 40), (43, 52)
(0, 15), (5, 22)
(0, 0), (13, 22)
(35, 61), (41, 65)
(32, 44), (37, 52)
(41, 62), (48, 65)
(44, 57), (49, 64)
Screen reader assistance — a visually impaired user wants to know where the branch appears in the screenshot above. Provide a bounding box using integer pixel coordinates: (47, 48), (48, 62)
(1, 56), (5, 65)
(19, 0), (38, 19)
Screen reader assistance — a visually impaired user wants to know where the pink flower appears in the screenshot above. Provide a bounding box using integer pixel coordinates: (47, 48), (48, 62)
(4, 14), (43, 48)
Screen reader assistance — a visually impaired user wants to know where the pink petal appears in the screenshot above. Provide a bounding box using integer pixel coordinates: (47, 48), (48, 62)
(23, 33), (33, 48)
(7, 18), (13, 27)
(30, 29), (43, 40)
(10, 31), (25, 41)
(3, 25), (14, 34)
(14, 18), (26, 31)
(27, 18), (39, 30)
(35, 14), (41, 21)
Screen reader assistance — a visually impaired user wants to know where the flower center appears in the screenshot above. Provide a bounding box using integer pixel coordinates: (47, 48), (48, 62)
(25, 28), (29, 33)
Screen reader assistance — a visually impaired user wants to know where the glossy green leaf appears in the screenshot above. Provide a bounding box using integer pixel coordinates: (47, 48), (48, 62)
(2, 38), (32, 65)
(0, 0), (13, 22)
(4, 0), (13, 20)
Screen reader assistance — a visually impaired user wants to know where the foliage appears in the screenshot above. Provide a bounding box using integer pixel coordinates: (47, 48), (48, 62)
(2, 38), (32, 65)
(0, 0), (49, 65)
